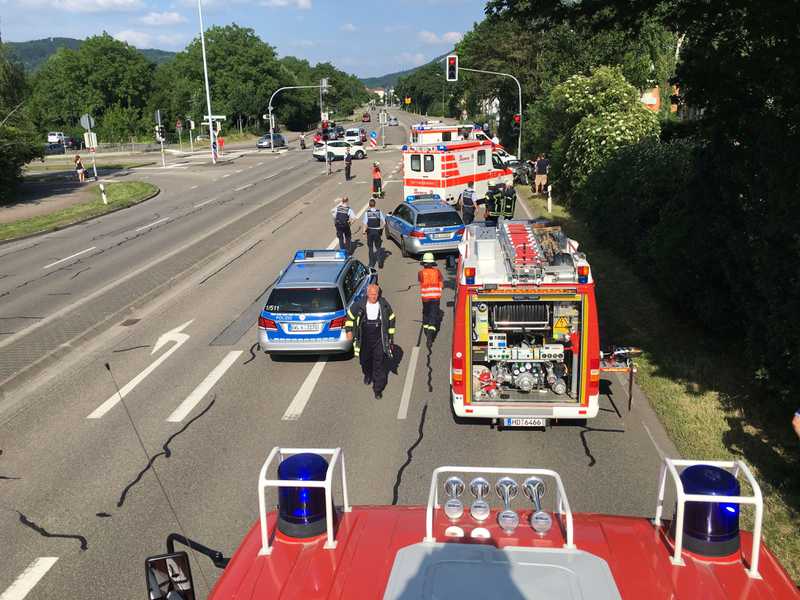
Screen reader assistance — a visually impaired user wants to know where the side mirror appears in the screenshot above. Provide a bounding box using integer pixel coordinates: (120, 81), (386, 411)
(145, 552), (196, 600)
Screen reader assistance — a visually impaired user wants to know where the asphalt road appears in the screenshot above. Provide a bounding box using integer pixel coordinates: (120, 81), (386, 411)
(0, 110), (679, 599)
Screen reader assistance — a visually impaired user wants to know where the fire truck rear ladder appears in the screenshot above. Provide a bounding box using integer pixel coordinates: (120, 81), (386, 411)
(498, 221), (545, 281)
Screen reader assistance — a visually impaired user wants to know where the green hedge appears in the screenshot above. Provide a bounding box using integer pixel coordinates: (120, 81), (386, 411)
(0, 125), (42, 203)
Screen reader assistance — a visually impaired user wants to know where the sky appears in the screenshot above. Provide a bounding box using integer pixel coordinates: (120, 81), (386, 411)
(0, 0), (487, 78)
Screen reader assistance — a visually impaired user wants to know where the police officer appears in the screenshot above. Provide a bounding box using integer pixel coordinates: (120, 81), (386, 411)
(331, 196), (356, 254)
(362, 197), (386, 268)
(344, 147), (352, 181)
(418, 252), (443, 346)
(345, 284), (396, 399)
(459, 182), (477, 225)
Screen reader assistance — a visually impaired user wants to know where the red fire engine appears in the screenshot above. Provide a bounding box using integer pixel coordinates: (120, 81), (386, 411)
(451, 219), (600, 428)
(402, 139), (513, 206)
(144, 447), (800, 599)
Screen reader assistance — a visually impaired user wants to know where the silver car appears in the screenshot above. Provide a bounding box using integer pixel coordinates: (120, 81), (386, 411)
(258, 250), (377, 355)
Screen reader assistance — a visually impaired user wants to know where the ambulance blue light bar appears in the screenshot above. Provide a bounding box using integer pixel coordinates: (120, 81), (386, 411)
(293, 250), (347, 262)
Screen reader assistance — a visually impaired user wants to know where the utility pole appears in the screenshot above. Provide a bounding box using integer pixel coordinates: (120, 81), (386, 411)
(197, 0), (216, 164)
(268, 82), (325, 153)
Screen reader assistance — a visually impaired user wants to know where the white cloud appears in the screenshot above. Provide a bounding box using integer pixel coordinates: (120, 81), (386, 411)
(139, 10), (186, 25)
(260, 0), (311, 8)
(114, 29), (152, 47)
(417, 30), (462, 45)
(156, 33), (187, 47)
(340, 22), (357, 32)
(16, 0), (142, 12)
(398, 52), (427, 67)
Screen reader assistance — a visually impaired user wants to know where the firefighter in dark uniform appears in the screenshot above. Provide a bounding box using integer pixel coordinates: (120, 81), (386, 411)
(362, 197), (386, 268)
(501, 184), (517, 219)
(345, 284), (396, 399)
(459, 182), (477, 225)
(418, 252), (443, 346)
(484, 184), (505, 225)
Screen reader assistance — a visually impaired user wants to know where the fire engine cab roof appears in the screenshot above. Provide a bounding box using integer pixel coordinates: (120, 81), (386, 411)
(208, 507), (798, 599)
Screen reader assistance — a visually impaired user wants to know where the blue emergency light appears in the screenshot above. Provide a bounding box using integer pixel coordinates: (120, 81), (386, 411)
(672, 464), (740, 557)
(277, 453), (329, 538)
(401, 144), (408, 151)
(436, 144), (447, 151)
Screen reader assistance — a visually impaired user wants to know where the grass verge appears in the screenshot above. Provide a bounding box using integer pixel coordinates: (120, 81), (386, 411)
(523, 189), (799, 581)
(0, 181), (158, 242)
(25, 161), (156, 173)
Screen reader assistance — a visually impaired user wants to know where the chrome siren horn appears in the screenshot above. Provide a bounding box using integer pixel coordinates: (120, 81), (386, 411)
(443, 476), (465, 520)
(523, 477), (552, 534)
(469, 477), (490, 522)
(496, 477), (519, 533)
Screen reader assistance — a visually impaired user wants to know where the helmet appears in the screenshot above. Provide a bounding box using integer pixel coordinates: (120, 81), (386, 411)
(373, 161), (380, 166)
(421, 252), (435, 264)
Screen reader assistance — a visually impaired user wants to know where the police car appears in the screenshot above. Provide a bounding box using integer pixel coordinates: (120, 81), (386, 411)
(258, 250), (377, 354)
(384, 194), (465, 258)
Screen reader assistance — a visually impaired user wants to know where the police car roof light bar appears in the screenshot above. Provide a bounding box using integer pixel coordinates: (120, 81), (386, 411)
(425, 465), (574, 548)
(653, 457), (764, 579)
(294, 250), (348, 262)
(258, 447), (351, 556)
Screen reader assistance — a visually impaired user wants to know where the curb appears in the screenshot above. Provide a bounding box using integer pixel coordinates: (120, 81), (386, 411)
(0, 182), (161, 246)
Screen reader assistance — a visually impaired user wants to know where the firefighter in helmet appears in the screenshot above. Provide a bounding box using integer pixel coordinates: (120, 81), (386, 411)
(418, 252), (443, 346)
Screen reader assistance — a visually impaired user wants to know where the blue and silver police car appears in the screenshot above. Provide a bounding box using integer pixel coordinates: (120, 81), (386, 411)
(384, 194), (465, 258)
(258, 250), (377, 354)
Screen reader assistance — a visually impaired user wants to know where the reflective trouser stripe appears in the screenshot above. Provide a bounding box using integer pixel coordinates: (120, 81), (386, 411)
(387, 328), (396, 334)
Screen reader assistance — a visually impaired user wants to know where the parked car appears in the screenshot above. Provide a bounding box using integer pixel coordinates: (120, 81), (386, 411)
(256, 133), (288, 149)
(257, 249), (377, 355)
(335, 125), (345, 138)
(312, 140), (366, 161)
(344, 128), (361, 144)
(362, 112), (371, 123)
(47, 131), (65, 144)
(44, 142), (66, 155)
(385, 195), (465, 258)
(63, 136), (81, 150)
(388, 116), (399, 126)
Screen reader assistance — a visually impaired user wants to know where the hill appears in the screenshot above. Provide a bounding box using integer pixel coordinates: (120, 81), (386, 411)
(5, 37), (176, 70)
(361, 53), (446, 89)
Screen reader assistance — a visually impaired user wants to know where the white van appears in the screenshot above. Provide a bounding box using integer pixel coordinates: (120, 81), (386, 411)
(47, 132), (65, 144)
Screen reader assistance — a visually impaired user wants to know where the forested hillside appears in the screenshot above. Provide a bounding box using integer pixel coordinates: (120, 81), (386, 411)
(5, 37), (175, 71)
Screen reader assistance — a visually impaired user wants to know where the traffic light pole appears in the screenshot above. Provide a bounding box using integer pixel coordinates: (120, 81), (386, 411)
(267, 84), (322, 153)
(459, 66), (523, 159)
(197, 0), (216, 165)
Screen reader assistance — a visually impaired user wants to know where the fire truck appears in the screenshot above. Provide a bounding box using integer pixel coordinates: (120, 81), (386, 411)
(451, 219), (600, 428)
(402, 139), (513, 206)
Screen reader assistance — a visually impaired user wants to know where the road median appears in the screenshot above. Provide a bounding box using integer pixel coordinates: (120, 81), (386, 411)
(0, 181), (160, 243)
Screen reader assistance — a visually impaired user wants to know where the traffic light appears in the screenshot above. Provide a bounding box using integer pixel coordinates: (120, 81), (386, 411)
(512, 113), (521, 133)
(155, 125), (166, 142)
(446, 54), (458, 82)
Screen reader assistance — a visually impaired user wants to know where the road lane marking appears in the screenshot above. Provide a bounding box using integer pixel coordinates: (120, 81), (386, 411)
(282, 358), (326, 420)
(397, 345), (420, 420)
(190, 185), (199, 190)
(134, 217), (170, 232)
(235, 169), (243, 174)
(0, 557), (58, 600)
(193, 197), (218, 208)
(222, 173), (232, 179)
(166, 350), (242, 422)
(87, 320), (192, 419)
(257, 162), (264, 166)
(234, 183), (253, 192)
(520, 194), (534, 218)
(42, 247), (96, 270)
(642, 421), (667, 461)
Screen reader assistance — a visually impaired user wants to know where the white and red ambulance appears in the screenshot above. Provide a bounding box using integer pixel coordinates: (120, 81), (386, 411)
(402, 139), (513, 206)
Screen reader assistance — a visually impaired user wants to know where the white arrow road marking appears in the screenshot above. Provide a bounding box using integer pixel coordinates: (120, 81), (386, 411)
(166, 350), (242, 422)
(0, 557), (58, 600)
(282, 358), (326, 421)
(134, 217), (170, 232)
(397, 346), (420, 420)
(87, 320), (193, 419)
(42, 247), (96, 270)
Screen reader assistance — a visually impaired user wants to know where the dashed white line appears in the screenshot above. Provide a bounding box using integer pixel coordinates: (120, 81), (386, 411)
(282, 359), (327, 420)
(193, 197), (217, 208)
(42, 247), (96, 270)
(0, 557), (58, 600)
(166, 350), (242, 422)
(190, 184), (199, 190)
(235, 169), (243, 174)
(257, 162), (264, 167)
(234, 183), (253, 192)
(134, 217), (170, 232)
(397, 346), (420, 420)
(222, 173), (232, 179)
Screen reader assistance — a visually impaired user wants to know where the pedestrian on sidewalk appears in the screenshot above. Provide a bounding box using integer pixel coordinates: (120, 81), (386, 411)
(331, 196), (356, 255)
(534, 153), (550, 195)
(345, 284), (396, 399)
(418, 252), (443, 347)
(300, 133), (306, 150)
(362, 197), (386, 269)
(344, 148), (353, 181)
(372, 161), (383, 198)
(74, 154), (85, 183)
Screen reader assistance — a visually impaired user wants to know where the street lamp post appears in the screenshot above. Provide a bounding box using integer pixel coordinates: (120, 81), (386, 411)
(458, 66), (523, 159)
(267, 84), (324, 153)
(197, 0), (216, 165)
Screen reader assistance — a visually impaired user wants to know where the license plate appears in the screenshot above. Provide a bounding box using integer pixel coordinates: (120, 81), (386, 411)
(504, 417), (547, 428)
(431, 233), (451, 240)
(290, 323), (321, 332)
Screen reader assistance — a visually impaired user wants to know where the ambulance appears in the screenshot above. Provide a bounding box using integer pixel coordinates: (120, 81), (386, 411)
(410, 122), (491, 144)
(451, 219), (601, 428)
(402, 139), (513, 206)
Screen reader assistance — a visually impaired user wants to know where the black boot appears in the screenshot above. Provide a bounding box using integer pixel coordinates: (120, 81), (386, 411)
(364, 374), (372, 385)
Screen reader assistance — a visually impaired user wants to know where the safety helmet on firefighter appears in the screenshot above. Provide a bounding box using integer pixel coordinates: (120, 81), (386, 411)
(421, 252), (435, 265)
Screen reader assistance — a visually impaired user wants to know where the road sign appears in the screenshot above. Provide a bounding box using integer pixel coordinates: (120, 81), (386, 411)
(404, 97), (411, 105)
(369, 138), (377, 148)
(80, 114), (95, 130)
(176, 119), (183, 130)
(204, 115), (227, 121)
(189, 120), (195, 130)
(369, 130), (378, 139)
(83, 131), (97, 149)
(379, 112), (387, 125)
(155, 109), (162, 125)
